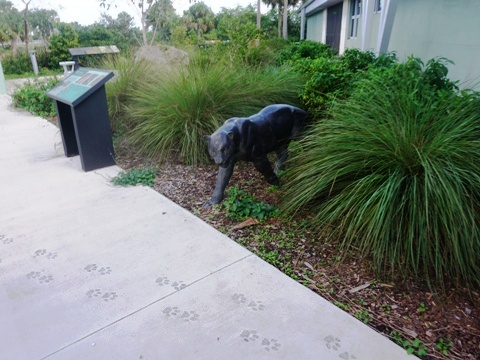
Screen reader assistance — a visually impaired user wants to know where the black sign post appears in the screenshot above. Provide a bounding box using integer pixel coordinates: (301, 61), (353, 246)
(47, 68), (115, 172)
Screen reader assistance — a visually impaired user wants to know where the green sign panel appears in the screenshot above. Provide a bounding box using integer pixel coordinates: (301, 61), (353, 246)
(47, 68), (113, 106)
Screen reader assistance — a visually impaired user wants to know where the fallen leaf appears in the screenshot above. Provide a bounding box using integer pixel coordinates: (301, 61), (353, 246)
(231, 218), (259, 230)
(348, 282), (371, 294)
(402, 328), (418, 338)
(304, 261), (314, 271)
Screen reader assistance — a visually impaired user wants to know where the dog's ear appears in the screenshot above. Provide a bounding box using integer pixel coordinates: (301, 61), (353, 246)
(204, 135), (211, 143)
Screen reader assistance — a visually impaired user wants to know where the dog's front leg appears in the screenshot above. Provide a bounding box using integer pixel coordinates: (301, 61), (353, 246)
(203, 161), (236, 207)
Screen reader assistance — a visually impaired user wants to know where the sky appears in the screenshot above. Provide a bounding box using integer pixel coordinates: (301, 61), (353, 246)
(12, 0), (261, 26)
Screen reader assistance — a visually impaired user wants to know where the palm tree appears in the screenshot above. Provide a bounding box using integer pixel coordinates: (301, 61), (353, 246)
(263, 0), (301, 39)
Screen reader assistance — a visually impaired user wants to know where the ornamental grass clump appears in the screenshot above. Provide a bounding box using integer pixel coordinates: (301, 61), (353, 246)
(281, 58), (480, 290)
(102, 55), (157, 133)
(127, 60), (303, 165)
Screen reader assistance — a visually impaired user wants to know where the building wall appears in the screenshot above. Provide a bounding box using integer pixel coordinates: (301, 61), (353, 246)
(302, 0), (480, 88)
(306, 10), (325, 43)
(388, 0), (480, 88)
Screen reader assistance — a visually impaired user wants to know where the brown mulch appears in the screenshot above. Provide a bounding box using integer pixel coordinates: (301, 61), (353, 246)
(115, 150), (479, 360)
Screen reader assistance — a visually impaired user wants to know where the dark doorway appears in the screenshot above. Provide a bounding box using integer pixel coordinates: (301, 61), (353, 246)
(326, 2), (343, 53)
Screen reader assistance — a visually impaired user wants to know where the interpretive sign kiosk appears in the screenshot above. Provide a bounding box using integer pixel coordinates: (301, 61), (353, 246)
(47, 68), (115, 172)
(69, 46), (120, 70)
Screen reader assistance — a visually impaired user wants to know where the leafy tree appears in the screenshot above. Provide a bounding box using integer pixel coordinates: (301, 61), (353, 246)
(78, 24), (114, 47)
(99, 0), (177, 45)
(48, 23), (79, 68)
(0, 28), (8, 46)
(0, 0), (23, 48)
(147, 0), (177, 42)
(29, 8), (59, 40)
(215, 6), (261, 62)
(182, 1), (215, 39)
(263, 0), (301, 38)
(99, 12), (141, 49)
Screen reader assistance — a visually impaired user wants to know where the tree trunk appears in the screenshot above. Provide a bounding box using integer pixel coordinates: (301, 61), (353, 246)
(282, 0), (288, 39)
(257, 0), (261, 29)
(277, 5), (282, 37)
(141, 12), (148, 45)
(23, 1), (31, 53)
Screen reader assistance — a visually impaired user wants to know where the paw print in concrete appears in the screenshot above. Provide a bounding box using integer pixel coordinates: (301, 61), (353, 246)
(86, 289), (102, 298)
(98, 267), (112, 275)
(34, 249), (58, 260)
(163, 307), (199, 322)
(240, 330), (260, 342)
(101, 291), (118, 302)
(1, 235), (13, 245)
(324, 335), (342, 351)
(241, 330), (281, 351)
(180, 310), (200, 322)
(26, 271), (53, 284)
(27, 271), (41, 279)
(84, 264), (98, 272)
(86, 289), (118, 301)
(46, 252), (58, 260)
(232, 293), (248, 304)
(85, 264), (112, 275)
(247, 300), (265, 311)
(171, 281), (187, 291)
(261, 338), (281, 352)
(156, 277), (187, 291)
(38, 274), (54, 283)
(339, 352), (357, 360)
(34, 249), (47, 257)
(156, 277), (170, 286)
(163, 306), (181, 317)
(232, 294), (265, 311)
(324, 335), (356, 359)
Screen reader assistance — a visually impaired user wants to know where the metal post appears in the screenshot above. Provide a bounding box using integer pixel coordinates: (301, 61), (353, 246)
(0, 62), (6, 95)
(29, 50), (39, 76)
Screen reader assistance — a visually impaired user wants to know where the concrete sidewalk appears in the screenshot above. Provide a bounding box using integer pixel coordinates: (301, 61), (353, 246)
(0, 93), (413, 359)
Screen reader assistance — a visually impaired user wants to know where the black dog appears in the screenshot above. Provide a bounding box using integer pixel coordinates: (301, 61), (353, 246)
(204, 104), (307, 207)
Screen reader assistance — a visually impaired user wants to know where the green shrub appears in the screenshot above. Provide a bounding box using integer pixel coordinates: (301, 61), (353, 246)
(48, 24), (79, 68)
(341, 48), (376, 72)
(281, 57), (480, 290)
(224, 186), (278, 221)
(294, 49), (397, 118)
(277, 40), (335, 64)
(127, 60), (304, 165)
(112, 167), (156, 187)
(12, 77), (60, 117)
(1, 51), (32, 75)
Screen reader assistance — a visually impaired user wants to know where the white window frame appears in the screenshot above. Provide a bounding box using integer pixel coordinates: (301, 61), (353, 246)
(350, 0), (362, 38)
(374, 0), (382, 13)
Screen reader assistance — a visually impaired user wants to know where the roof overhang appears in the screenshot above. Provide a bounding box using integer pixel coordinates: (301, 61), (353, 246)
(299, 0), (343, 16)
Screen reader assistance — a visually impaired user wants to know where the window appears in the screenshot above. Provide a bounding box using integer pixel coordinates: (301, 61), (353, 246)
(374, 0), (382, 12)
(350, 0), (361, 38)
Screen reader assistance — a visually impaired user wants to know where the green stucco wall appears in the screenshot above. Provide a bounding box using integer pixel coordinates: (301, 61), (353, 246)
(388, 0), (480, 88)
(306, 11), (324, 43)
